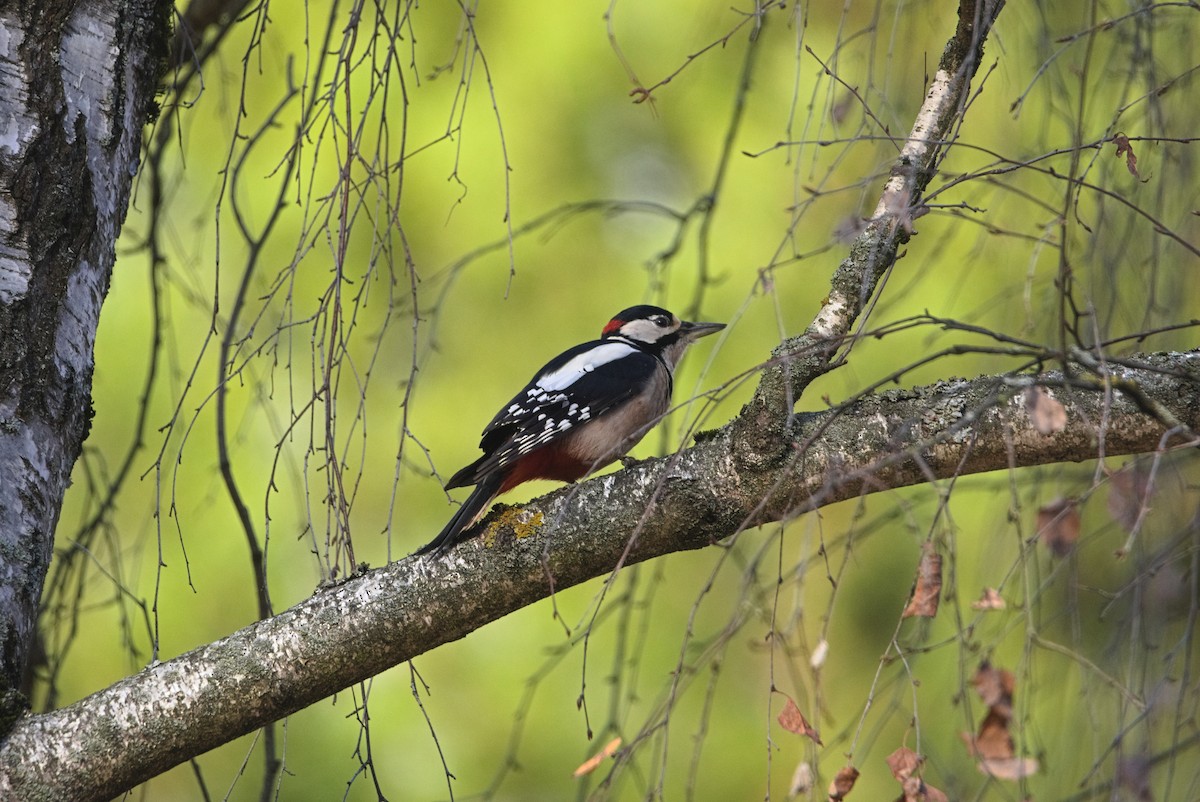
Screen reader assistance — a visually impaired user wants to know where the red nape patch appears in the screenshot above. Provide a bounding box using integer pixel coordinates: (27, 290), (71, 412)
(499, 447), (591, 493)
(602, 318), (623, 336)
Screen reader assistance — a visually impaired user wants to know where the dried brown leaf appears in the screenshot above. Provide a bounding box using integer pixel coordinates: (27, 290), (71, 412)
(885, 750), (948, 802)
(963, 662), (1037, 779)
(1025, 386), (1067, 434)
(972, 710), (1015, 760)
(971, 587), (1006, 610)
(971, 662), (1015, 716)
(903, 542), (942, 618)
(779, 696), (822, 744)
(976, 756), (1040, 780)
(828, 765), (859, 800)
(886, 747), (922, 782)
(572, 737), (622, 778)
(1113, 133), (1143, 180)
(1037, 497), (1080, 557)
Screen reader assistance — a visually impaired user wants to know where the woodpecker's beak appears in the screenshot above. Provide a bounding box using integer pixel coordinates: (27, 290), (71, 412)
(678, 320), (725, 341)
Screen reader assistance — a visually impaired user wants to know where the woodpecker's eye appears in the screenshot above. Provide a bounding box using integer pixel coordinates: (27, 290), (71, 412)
(651, 314), (670, 327)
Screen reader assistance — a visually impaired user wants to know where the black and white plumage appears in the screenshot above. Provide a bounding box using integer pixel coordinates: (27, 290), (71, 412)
(416, 305), (724, 557)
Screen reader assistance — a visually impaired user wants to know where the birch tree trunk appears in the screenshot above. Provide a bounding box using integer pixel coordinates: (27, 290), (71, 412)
(0, 0), (168, 721)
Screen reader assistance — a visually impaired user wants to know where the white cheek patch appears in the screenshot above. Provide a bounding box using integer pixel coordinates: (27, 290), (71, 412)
(618, 319), (676, 343)
(536, 342), (639, 391)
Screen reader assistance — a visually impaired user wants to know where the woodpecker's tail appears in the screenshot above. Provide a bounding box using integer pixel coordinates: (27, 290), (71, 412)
(415, 473), (504, 557)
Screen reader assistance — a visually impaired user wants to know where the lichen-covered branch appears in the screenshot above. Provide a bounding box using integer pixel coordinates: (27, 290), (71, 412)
(1, 351), (1196, 801)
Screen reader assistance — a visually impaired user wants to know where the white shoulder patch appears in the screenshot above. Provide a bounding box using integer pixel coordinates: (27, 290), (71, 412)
(536, 342), (639, 391)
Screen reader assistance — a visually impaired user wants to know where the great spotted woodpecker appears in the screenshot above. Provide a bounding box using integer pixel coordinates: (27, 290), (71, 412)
(417, 305), (725, 557)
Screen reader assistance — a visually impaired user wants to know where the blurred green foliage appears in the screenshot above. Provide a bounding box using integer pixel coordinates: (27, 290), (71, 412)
(46, 0), (1200, 799)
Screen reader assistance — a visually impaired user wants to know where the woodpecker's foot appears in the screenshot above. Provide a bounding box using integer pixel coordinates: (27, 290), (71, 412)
(619, 456), (643, 469)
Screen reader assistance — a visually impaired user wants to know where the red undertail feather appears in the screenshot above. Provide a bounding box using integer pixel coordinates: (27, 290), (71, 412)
(498, 447), (591, 493)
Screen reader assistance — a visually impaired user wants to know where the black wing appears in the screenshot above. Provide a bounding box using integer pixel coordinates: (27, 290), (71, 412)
(446, 339), (661, 488)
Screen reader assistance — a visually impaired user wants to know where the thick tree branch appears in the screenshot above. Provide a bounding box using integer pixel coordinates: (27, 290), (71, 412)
(1, 352), (1196, 800)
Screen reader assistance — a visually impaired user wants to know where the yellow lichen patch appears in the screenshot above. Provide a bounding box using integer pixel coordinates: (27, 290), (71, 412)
(482, 507), (545, 547)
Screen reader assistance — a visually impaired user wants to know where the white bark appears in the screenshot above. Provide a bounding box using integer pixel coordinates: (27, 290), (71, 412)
(0, 0), (166, 713)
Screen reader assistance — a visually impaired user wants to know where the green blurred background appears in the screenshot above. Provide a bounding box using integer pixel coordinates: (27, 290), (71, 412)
(45, 1), (1200, 799)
